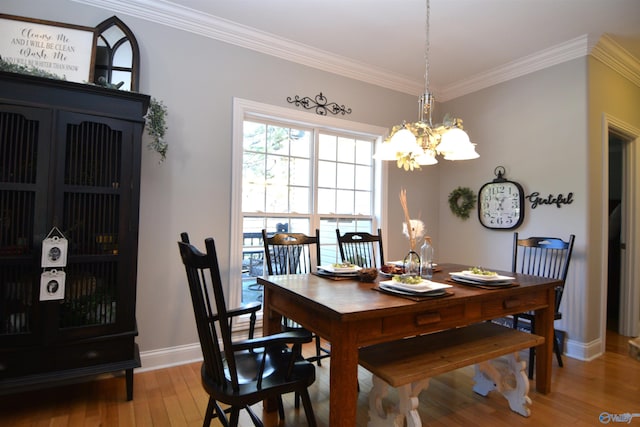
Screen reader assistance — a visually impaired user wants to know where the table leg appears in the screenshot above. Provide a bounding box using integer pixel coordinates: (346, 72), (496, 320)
(262, 285), (283, 413)
(329, 325), (359, 427)
(534, 286), (554, 393)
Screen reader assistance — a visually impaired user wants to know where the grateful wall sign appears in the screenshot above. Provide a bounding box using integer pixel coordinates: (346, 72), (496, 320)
(525, 191), (574, 209)
(0, 13), (96, 83)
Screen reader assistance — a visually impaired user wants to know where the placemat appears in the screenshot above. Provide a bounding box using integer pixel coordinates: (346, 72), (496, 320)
(372, 286), (454, 301)
(446, 278), (519, 290)
(312, 271), (357, 281)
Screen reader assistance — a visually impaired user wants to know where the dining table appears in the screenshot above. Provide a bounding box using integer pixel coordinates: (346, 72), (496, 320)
(258, 263), (559, 427)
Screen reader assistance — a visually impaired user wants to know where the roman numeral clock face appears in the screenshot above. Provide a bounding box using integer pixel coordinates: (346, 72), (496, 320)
(478, 179), (525, 229)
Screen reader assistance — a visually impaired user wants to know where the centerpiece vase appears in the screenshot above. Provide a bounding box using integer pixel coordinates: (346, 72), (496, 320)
(403, 250), (421, 276)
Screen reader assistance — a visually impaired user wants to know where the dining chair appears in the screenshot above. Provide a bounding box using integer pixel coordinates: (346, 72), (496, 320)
(511, 232), (575, 379)
(182, 232), (260, 340)
(336, 228), (385, 268)
(262, 229), (330, 367)
(178, 235), (317, 427)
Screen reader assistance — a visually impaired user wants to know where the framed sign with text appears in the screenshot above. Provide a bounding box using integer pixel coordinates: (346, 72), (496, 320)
(0, 13), (96, 83)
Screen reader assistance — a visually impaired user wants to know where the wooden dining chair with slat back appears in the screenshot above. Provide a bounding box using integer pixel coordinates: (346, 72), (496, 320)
(182, 232), (261, 340)
(511, 232), (575, 379)
(177, 234), (317, 427)
(336, 228), (385, 268)
(261, 229), (330, 367)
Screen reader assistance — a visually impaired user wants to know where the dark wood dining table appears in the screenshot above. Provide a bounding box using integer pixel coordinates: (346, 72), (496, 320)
(258, 263), (559, 427)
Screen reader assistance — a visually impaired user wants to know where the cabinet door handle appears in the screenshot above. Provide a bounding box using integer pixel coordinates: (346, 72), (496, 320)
(85, 350), (99, 360)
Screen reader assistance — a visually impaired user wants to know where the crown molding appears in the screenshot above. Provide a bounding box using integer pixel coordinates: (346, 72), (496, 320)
(73, 0), (639, 99)
(591, 34), (640, 88)
(71, 0), (422, 94)
(437, 35), (592, 101)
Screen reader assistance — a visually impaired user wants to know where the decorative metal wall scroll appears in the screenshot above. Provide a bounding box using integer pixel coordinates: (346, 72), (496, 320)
(286, 92), (352, 116)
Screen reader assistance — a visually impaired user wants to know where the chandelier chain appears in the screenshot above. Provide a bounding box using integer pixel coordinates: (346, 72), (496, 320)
(424, 0), (430, 93)
(375, 0), (479, 170)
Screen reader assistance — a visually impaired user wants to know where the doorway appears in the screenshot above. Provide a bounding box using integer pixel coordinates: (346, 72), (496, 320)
(605, 122), (639, 339)
(607, 134), (623, 332)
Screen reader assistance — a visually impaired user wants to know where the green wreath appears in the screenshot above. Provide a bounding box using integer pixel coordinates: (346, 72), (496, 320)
(448, 187), (477, 220)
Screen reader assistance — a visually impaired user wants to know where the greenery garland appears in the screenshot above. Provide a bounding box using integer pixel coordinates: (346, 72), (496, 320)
(0, 56), (63, 80)
(448, 186), (477, 219)
(1, 56), (169, 162)
(145, 98), (168, 162)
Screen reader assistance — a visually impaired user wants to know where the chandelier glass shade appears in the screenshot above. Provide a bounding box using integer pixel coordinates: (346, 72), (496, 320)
(374, 0), (479, 171)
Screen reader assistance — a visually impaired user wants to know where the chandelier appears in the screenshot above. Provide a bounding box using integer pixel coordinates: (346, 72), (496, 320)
(375, 0), (479, 171)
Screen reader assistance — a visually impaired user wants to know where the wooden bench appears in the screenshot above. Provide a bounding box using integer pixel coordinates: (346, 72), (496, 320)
(358, 322), (545, 427)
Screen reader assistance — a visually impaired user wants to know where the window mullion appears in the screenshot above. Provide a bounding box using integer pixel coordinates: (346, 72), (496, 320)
(311, 127), (320, 232)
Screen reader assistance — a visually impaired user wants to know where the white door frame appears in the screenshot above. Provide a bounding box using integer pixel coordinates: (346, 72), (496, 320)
(601, 114), (640, 343)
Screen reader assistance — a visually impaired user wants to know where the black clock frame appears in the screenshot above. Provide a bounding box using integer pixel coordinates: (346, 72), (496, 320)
(478, 166), (525, 230)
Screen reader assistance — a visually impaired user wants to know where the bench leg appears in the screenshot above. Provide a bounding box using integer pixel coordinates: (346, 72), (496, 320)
(473, 352), (532, 417)
(398, 379), (429, 427)
(368, 374), (390, 426)
(367, 374), (429, 427)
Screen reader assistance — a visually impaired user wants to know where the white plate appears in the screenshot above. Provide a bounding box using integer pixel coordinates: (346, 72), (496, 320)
(449, 274), (514, 286)
(379, 283), (448, 297)
(318, 264), (362, 274)
(449, 276), (513, 287)
(379, 279), (452, 294)
(450, 271), (515, 283)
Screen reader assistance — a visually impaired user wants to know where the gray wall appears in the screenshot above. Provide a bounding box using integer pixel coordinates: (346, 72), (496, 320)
(3, 0), (422, 362)
(438, 59), (589, 345)
(4, 0), (639, 367)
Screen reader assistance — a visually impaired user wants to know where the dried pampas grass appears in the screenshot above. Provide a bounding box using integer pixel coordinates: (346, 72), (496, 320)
(399, 189), (426, 250)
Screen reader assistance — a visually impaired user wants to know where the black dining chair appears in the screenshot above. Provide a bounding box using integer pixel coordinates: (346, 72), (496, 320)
(178, 235), (317, 427)
(182, 232), (261, 340)
(511, 232), (575, 379)
(336, 228), (385, 268)
(261, 229), (330, 368)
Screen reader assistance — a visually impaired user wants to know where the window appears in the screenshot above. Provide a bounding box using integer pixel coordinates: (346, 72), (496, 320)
(230, 99), (388, 308)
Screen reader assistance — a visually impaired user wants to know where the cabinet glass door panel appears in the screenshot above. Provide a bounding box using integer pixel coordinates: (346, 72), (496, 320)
(0, 107), (51, 346)
(0, 109), (40, 185)
(0, 108), (51, 348)
(0, 107), (50, 253)
(0, 190), (35, 256)
(54, 112), (134, 338)
(59, 115), (130, 253)
(59, 261), (118, 329)
(64, 120), (122, 188)
(0, 265), (39, 337)
(63, 193), (120, 256)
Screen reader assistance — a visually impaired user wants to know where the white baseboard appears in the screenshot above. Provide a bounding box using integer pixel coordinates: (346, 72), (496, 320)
(564, 336), (604, 361)
(137, 327), (256, 372)
(137, 331), (606, 372)
(138, 343), (203, 373)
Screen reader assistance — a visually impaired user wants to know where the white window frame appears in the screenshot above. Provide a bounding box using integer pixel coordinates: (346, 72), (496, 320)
(229, 97), (389, 312)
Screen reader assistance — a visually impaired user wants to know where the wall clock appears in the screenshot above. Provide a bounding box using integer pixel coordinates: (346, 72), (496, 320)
(478, 166), (525, 230)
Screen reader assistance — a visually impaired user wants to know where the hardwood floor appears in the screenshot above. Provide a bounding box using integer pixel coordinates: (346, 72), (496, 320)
(1, 330), (638, 426)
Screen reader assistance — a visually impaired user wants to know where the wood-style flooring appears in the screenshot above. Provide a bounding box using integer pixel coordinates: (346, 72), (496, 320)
(1, 329), (638, 426)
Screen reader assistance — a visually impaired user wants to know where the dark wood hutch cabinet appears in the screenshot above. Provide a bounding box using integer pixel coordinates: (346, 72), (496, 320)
(0, 71), (149, 400)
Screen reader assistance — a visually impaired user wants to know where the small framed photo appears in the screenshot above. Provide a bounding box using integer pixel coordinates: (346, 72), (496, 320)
(0, 13), (96, 83)
(42, 234), (68, 268)
(40, 269), (66, 301)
